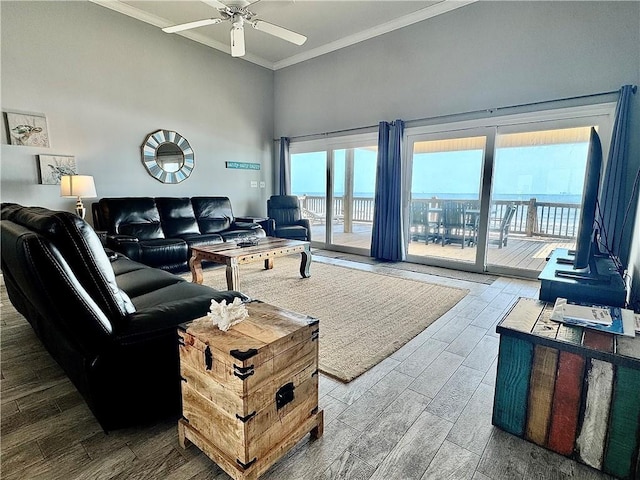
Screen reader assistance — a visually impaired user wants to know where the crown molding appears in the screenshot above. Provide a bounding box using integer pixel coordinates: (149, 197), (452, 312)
(272, 0), (477, 70)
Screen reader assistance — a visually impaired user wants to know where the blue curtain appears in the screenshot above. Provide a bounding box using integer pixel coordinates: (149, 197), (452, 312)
(598, 85), (636, 259)
(371, 119), (405, 261)
(279, 137), (291, 195)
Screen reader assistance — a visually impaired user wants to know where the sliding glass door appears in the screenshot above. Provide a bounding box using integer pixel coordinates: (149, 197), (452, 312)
(289, 134), (377, 253)
(406, 132), (488, 268)
(404, 105), (615, 277)
(332, 146), (377, 250)
(290, 150), (327, 244)
(486, 126), (594, 272)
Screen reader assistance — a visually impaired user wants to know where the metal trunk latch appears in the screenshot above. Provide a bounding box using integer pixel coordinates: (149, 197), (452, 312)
(276, 382), (295, 409)
(204, 346), (213, 370)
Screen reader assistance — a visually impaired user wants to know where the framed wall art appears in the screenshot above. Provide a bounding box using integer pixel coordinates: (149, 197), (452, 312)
(37, 155), (76, 185)
(4, 110), (50, 147)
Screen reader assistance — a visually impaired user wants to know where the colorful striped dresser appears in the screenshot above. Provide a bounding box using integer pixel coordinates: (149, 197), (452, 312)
(493, 297), (640, 479)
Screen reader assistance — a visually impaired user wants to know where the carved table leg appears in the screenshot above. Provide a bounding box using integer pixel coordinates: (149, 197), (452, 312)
(300, 247), (312, 278)
(189, 253), (204, 284)
(226, 259), (240, 291)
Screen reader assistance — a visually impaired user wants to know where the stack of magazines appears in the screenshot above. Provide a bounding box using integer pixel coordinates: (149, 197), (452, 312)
(550, 298), (637, 337)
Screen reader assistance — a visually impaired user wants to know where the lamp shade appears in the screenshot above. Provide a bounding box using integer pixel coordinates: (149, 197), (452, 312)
(60, 175), (97, 198)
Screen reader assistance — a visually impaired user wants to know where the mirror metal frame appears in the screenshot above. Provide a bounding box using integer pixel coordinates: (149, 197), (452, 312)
(141, 129), (194, 183)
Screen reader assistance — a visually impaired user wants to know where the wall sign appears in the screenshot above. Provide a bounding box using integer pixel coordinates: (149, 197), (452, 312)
(226, 161), (260, 170)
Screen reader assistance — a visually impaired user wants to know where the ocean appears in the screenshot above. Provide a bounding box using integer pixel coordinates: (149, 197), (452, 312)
(295, 192), (582, 204)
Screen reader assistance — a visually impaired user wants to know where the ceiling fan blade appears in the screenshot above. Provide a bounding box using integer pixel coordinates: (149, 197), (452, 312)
(201, 0), (229, 10)
(251, 20), (307, 46)
(230, 26), (246, 57)
(162, 18), (222, 33)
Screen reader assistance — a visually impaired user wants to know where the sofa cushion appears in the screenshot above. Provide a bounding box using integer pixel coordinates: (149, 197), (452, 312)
(181, 233), (224, 249)
(122, 284), (247, 342)
(99, 198), (165, 239)
(191, 197), (234, 234)
(3, 205), (135, 323)
(138, 239), (188, 270)
(155, 197), (200, 237)
(115, 266), (184, 298)
(119, 222), (164, 240)
(110, 255), (148, 276)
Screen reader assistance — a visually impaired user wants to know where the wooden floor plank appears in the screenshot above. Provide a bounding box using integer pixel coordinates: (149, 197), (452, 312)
(446, 383), (496, 456)
(420, 440), (480, 480)
(321, 450), (377, 480)
(408, 350), (465, 399)
(347, 389), (429, 467)
(426, 365), (484, 423)
(336, 370), (413, 431)
(369, 411), (453, 480)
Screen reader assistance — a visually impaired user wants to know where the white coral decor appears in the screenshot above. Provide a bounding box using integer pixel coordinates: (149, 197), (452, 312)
(208, 297), (248, 331)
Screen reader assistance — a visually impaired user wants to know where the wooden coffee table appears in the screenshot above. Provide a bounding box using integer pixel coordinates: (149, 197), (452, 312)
(189, 237), (311, 290)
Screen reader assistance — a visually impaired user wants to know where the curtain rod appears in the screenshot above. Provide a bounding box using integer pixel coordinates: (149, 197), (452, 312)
(279, 87), (635, 143)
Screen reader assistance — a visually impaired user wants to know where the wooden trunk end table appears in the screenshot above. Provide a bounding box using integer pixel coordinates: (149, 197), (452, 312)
(493, 297), (640, 480)
(177, 300), (323, 480)
(189, 237), (311, 291)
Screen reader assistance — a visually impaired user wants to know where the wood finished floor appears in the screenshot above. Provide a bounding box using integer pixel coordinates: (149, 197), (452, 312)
(0, 257), (614, 480)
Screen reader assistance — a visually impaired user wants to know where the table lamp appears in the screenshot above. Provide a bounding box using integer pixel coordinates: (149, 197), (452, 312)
(60, 175), (97, 219)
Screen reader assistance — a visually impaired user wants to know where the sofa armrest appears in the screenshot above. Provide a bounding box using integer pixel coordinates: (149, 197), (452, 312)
(232, 221), (262, 230)
(106, 234), (141, 261)
(116, 290), (249, 343)
(260, 219), (276, 236)
(295, 218), (311, 232)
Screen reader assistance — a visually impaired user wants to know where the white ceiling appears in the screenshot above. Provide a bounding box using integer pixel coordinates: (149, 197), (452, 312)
(91, 0), (476, 70)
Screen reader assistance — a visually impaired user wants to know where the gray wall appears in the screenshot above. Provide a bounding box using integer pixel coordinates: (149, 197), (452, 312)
(1, 1), (274, 219)
(274, 1), (639, 136)
(274, 1), (640, 304)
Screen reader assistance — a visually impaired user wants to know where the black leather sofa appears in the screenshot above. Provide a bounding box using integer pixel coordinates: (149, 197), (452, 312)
(93, 196), (266, 272)
(1, 203), (247, 430)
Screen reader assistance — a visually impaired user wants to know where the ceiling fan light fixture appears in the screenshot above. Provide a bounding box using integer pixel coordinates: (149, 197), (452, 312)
(230, 26), (246, 57)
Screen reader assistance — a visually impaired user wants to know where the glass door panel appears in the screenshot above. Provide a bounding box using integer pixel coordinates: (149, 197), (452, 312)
(332, 146), (377, 251)
(290, 151), (327, 246)
(408, 136), (485, 264)
(486, 126), (592, 272)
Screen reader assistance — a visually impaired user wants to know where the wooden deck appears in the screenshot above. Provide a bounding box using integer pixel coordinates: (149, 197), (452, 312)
(311, 223), (574, 273)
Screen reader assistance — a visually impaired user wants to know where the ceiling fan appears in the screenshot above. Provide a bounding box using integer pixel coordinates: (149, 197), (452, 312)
(162, 0), (307, 58)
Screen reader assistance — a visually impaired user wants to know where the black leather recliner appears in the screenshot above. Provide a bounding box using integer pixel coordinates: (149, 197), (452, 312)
(266, 195), (311, 241)
(93, 196), (266, 271)
(1, 203), (247, 430)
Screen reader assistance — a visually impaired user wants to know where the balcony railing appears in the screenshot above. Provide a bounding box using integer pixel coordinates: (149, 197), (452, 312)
(298, 195), (581, 239)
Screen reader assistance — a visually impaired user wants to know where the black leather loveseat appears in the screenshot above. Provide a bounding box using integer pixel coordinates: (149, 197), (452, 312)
(93, 196), (266, 272)
(1, 203), (247, 430)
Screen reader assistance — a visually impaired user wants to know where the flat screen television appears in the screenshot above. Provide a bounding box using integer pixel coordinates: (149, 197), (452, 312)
(555, 127), (610, 283)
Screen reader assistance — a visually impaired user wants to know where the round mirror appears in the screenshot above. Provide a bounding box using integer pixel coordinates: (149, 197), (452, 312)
(141, 129), (194, 183)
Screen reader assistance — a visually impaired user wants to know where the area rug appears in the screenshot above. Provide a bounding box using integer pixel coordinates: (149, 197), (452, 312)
(187, 257), (469, 383)
(313, 249), (498, 285)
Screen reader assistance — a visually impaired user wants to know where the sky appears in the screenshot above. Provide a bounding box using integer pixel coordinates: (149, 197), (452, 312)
(291, 142), (589, 200)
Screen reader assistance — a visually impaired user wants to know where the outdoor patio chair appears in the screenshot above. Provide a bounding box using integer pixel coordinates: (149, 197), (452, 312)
(266, 195), (311, 241)
(410, 201), (442, 244)
(489, 203), (517, 248)
(409, 202), (428, 242)
(440, 200), (478, 249)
